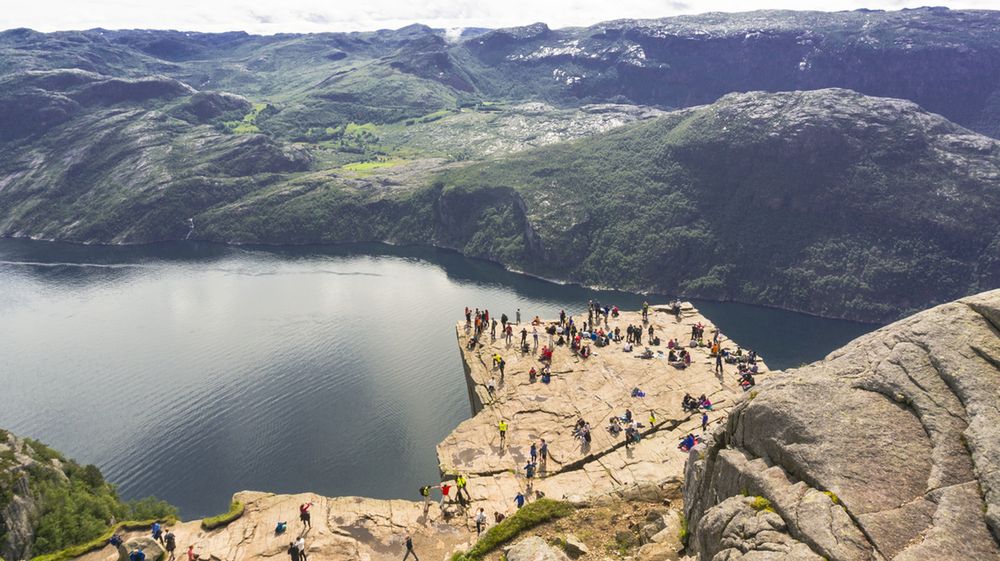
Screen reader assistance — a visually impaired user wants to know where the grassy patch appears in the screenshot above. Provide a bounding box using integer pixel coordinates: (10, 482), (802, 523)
(678, 513), (689, 545)
(200, 500), (245, 531)
(223, 102), (268, 134)
(31, 517), (177, 561)
(823, 491), (840, 505)
(749, 497), (774, 513)
(450, 499), (574, 561)
(341, 158), (406, 175)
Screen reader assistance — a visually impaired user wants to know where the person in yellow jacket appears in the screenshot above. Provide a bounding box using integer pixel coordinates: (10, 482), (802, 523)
(456, 474), (470, 502)
(498, 420), (508, 448)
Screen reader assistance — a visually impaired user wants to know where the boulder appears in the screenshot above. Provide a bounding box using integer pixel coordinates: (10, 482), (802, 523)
(684, 289), (1000, 560)
(563, 534), (589, 558)
(505, 537), (571, 561)
(120, 538), (165, 561)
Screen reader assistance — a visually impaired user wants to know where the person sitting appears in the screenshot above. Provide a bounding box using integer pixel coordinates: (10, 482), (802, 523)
(607, 416), (623, 435)
(275, 521), (288, 535)
(532, 316), (542, 325)
(556, 335), (566, 346)
(611, 306), (620, 317)
(539, 346), (553, 362)
(631, 387), (645, 398)
(678, 433), (697, 452)
(623, 341), (633, 352)
(528, 367), (537, 383)
(683, 350), (692, 367)
(579, 345), (591, 359)
(740, 372), (756, 391)
(698, 394), (713, 410)
(613, 327), (621, 342)
(668, 349), (678, 362)
(638, 347), (654, 359)
(682, 393), (698, 412)
(667, 338), (676, 349)
(541, 370), (551, 384)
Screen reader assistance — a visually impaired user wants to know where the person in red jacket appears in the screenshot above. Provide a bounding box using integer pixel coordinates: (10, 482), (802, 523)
(299, 502), (313, 528)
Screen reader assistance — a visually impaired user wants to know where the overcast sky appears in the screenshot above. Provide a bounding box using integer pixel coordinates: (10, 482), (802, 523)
(3, 0), (996, 34)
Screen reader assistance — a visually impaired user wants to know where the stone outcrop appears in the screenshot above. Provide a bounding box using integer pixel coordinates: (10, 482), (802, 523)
(684, 288), (1000, 560)
(505, 536), (570, 561)
(439, 304), (768, 517)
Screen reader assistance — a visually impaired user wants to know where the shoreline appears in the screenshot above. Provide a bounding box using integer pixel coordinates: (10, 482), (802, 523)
(0, 235), (883, 325)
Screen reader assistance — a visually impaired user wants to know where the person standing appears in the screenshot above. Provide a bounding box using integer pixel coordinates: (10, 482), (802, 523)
(702, 412), (709, 432)
(498, 420), (508, 448)
(403, 535), (418, 561)
(514, 492), (526, 509)
(164, 529), (176, 561)
(516, 309), (521, 325)
(151, 522), (164, 545)
(440, 482), (451, 505)
(299, 502), (313, 528)
(295, 537), (307, 561)
(475, 508), (487, 536)
(529, 442), (538, 464)
(456, 474), (470, 502)
(287, 542), (299, 561)
(532, 327), (539, 349)
(539, 439), (548, 470)
(715, 352), (723, 376)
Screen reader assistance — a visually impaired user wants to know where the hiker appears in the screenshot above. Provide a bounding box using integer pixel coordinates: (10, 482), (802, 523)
(108, 534), (124, 548)
(186, 545), (197, 561)
(505, 324), (513, 345)
(559, 310), (566, 325)
(528, 367), (537, 383)
(295, 537), (307, 561)
(440, 482), (453, 506)
(299, 502), (313, 528)
(151, 522), (163, 544)
(532, 327), (539, 349)
(715, 352), (724, 375)
(129, 548), (146, 561)
(539, 439), (548, 469)
(419, 485), (432, 509)
(682, 394), (698, 412)
(403, 535), (418, 561)
(494, 512), (506, 524)
(529, 442), (538, 464)
(524, 460), (536, 481)
(498, 420), (508, 448)
(164, 529), (176, 561)
(475, 508), (487, 536)
(498, 357), (506, 381)
(698, 394), (713, 410)
(702, 412), (709, 432)
(275, 521), (288, 534)
(514, 492), (526, 509)
(520, 327), (528, 347)
(501, 313), (508, 330)
(649, 410), (656, 426)
(456, 474), (470, 501)
(491, 319), (497, 338)
(642, 301), (649, 322)
(516, 309), (521, 324)
(486, 376), (496, 396)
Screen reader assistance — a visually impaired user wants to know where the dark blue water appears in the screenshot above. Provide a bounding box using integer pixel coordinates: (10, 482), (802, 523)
(0, 239), (874, 518)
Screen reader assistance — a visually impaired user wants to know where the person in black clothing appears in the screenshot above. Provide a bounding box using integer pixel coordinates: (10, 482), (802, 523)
(287, 542), (300, 561)
(403, 535), (419, 561)
(164, 530), (176, 561)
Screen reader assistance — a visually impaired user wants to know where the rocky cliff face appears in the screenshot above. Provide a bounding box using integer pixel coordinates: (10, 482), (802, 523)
(683, 288), (1000, 560)
(1, 432), (52, 561)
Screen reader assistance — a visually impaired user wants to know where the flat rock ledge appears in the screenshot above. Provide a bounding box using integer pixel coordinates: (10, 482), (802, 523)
(684, 288), (1000, 561)
(74, 303), (765, 561)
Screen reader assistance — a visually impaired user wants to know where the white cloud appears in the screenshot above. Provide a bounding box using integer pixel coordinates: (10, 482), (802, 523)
(1, 0), (997, 34)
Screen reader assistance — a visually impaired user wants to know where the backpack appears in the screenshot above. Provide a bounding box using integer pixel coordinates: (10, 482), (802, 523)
(419, 486), (430, 497)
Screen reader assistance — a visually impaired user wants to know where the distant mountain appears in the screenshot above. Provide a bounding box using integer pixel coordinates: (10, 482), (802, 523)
(3, 8), (1000, 138)
(193, 88), (998, 323)
(1, 9), (999, 321)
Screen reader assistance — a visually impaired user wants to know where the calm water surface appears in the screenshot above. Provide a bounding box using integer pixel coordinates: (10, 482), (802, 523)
(0, 240), (874, 518)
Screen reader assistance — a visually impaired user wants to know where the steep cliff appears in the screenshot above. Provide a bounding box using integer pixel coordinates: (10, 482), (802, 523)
(683, 288), (1000, 560)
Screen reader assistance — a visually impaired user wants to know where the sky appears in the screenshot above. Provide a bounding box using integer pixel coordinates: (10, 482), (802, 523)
(2, 0), (997, 34)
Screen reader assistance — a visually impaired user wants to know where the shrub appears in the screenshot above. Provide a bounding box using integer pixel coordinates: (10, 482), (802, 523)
(31, 517), (177, 561)
(823, 491), (840, 505)
(678, 514), (689, 545)
(450, 499), (574, 561)
(201, 501), (246, 531)
(749, 497), (774, 512)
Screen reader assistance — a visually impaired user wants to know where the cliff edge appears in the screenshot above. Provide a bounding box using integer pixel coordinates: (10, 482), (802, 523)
(683, 288), (1000, 561)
